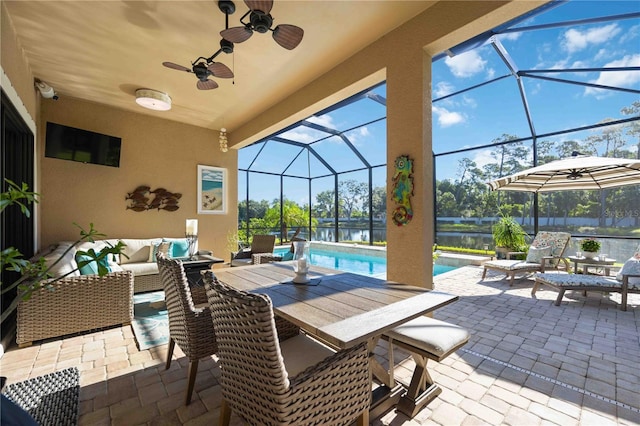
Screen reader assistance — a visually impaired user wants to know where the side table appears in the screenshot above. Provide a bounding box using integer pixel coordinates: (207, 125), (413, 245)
(568, 256), (616, 276)
(180, 254), (224, 286)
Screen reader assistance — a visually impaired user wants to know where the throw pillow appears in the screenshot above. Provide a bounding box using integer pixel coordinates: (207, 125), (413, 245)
(616, 256), (640, 285)
(163, 238), (189, 258)
(148, 242), (172, 262)
(525, 245), (552, 264)
(75, 251), (112, 275)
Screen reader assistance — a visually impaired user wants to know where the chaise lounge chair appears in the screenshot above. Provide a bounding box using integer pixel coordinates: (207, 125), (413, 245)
(533, 245), (640, 311)
(482, 231), (571, 286)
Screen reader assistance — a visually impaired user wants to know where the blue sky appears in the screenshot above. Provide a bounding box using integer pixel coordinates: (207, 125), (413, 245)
(240, 0), (640, 205)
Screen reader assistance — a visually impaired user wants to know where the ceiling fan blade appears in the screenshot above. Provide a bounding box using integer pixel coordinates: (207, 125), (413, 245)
(197, 79), (219, 90)
(245, 0), (272, 13)
(272, 24), (304, 50)
(207, 62), (234, 79)
(221, 26), (253, 43)
(162, 62), (191, 72)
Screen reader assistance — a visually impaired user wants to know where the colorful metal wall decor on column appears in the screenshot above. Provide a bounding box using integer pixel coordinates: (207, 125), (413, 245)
(126, 185), (181, 212)
(391, 155), (414, 226)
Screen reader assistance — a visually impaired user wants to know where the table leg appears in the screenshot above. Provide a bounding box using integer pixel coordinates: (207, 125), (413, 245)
(368, 337), (405, 419)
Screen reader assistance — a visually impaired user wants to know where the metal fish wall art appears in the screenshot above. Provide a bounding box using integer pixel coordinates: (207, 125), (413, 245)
(126, 186), (181, 212)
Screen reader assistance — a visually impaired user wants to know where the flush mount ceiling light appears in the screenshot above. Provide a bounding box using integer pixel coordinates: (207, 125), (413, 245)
(135, 89), (172, 111)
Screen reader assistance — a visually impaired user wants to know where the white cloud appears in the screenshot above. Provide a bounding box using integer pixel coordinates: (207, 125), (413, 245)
(497, 32), (521, 42)
(433, 105), (465, 127)
(620, 24), (639, 44)
(278, 129), (316, 143)
(307, 114), (334, 127)
(462, 95), (477, 108)
(349, 126), (371, 146)
(486, 68), (495, 79)
(471, 149), (496, 171)
(434, 81), (455, 98)
(562, 23), (621, 53)
(280, 114), (337, 143)
(445, 50), (487, 78)
(585, 54), (640, 97)
(594, 48), (609, 62)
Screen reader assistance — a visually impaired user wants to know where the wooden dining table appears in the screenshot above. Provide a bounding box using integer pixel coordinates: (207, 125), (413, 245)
(213, 261), (459, 417)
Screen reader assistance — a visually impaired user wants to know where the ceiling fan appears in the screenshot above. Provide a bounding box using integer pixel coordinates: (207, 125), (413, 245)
(162, 1), (237, 90)
(221, 0), (304, 50)
(162, 39), (234, 90)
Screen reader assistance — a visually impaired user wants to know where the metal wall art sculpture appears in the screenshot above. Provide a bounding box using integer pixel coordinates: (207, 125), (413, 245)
(126, 186), (181, 212)
(391, 155), (414, 226)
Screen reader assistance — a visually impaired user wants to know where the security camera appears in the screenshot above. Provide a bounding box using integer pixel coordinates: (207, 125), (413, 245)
(35, 80), (58, 100)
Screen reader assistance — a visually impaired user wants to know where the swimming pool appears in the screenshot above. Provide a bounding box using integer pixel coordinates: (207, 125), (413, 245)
(275, 246), (457, 277)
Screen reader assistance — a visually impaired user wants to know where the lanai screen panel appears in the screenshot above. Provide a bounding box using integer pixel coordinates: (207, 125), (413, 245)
(342, 119), (387, 167)
(312, 135), (368, 173)
(432, 77), (532, 155)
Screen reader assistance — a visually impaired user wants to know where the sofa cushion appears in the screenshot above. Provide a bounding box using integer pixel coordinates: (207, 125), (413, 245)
(75, 251), (112, 275)
(163, 238), (189, 258)
(109, 262), (124, 272)
(42, 242), (80, 277)
(119, 238), (161, 264)
(119, 262), (159, 277)
(76, 239), (121, 265)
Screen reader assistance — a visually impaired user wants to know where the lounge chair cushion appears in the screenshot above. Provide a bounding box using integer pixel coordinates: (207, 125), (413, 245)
(536, 273), (640, 292)
(526, 246), (552, 263)
(484, 259), (544, 272)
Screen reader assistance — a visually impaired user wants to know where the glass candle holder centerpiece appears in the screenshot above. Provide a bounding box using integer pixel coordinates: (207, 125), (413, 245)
(185, 219), (198, 259)
(292, 241), (311, 284)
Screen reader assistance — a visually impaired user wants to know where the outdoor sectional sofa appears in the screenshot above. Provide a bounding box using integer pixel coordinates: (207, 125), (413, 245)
(38, 237), (200, 293)
(15, 237), (200, 346)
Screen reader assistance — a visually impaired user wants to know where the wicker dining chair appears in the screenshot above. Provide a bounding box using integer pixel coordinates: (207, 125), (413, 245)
(202, 271), (371, 426)
(156, 254), (217, 405)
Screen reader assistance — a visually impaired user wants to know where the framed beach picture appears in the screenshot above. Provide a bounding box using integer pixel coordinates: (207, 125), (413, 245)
(197, 165), (227, 214)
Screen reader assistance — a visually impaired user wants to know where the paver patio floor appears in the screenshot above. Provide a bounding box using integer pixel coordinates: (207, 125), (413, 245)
(1, 265), (638, 425)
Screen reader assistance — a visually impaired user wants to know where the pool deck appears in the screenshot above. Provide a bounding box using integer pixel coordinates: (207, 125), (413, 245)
(0, 265), (637, 425)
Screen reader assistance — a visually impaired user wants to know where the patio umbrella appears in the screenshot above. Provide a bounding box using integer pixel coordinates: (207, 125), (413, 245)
(487, 154), (640, 192)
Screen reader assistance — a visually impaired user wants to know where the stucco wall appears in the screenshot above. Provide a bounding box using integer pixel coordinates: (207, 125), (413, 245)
(1, 2), (37, 121)
(39, 96), (238, 263)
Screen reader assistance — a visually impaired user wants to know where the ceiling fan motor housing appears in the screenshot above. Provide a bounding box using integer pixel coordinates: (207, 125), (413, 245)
(250, 11), (273, 33)
(193, 63), (211, 80)
(220, 38), (234, 54)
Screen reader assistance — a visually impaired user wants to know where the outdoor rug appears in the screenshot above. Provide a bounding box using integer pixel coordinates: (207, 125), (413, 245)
(132, 291), (169, 350)
(2, 367), (79, 426)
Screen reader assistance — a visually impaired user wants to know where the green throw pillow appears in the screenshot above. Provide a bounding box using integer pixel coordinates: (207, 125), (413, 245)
(163, 238), (189, 258)
(75, 251), (112, 275)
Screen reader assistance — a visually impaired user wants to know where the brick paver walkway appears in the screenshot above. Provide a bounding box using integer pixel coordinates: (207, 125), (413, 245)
(1, 265), (638, 425)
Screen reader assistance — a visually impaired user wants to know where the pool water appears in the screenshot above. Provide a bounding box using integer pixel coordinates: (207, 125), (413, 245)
(275, 247), (457, 277)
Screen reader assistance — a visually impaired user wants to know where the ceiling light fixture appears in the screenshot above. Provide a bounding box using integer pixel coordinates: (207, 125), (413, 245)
(135, 89), (172, 111)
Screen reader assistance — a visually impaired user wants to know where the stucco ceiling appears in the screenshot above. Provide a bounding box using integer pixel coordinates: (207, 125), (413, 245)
(4, 1), (437, 132)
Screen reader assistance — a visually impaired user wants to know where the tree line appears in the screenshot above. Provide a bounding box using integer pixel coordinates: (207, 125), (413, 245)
(437, 102), (640, 231)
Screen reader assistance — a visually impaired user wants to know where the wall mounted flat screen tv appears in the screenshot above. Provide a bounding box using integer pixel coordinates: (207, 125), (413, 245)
(45, 122), (121, 167)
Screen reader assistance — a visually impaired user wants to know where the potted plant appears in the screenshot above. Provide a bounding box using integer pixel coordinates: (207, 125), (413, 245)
(492, 215), (528, 259)
(580, 238), (601, 259)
